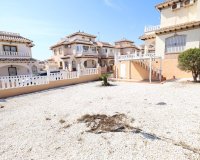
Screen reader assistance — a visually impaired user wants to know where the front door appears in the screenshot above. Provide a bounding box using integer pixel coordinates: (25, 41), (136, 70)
(72, 61), (77, 71)
(8, 67), (17, 76)
(120, 64), (126, 79)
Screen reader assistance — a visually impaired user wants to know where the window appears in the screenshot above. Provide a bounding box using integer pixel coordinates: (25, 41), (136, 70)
(64, 45), (71, 48)
(54, 49), (57, 55)
(91, 47), (96, 52)
(3, 45), (17, 52)
(83, 46), (89, 52)
(103, 48), (107, 53)
(59, 48), (62, 55)
(76, 45), (82, 52)
(165, 35), (186, 53)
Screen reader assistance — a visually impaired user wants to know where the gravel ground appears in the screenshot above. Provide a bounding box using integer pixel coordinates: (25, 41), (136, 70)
(0, 81), (200, 160)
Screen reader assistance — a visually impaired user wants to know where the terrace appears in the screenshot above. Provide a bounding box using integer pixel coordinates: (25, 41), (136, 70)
(0, 80), (199, 159)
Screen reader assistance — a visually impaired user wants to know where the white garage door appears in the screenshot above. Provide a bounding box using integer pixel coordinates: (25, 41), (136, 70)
(120, 64), (126, 79)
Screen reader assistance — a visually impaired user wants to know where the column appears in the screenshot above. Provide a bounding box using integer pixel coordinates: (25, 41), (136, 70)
(149, 57), (152, 83)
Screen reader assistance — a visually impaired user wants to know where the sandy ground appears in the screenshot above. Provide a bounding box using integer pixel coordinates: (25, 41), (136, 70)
(0, 81), (200, 160)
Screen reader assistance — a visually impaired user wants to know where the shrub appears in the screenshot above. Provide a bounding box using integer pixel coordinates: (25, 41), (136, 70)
(100, 74), (110, 86)
(178, 48), (200, 82)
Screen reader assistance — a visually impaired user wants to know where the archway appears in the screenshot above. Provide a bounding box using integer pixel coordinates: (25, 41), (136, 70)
(84, 59), (97, 68)
(0, 64), (32, 76)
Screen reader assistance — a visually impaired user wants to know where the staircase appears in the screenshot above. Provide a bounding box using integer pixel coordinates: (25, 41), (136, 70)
(136, 60), (166, 81)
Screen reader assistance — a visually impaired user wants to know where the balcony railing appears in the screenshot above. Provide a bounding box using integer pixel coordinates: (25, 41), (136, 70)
(73, 49), (98, 56)
(144, 25), (160, 33)
(0, 51), (31, 58)
(117, 53), (158, 61)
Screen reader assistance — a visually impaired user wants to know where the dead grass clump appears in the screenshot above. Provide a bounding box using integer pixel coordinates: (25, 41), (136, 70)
(0, 105), (4, 109)
(59, 119), (66, 124)
(63, 124), (71, 129)
(46, 117), (51, 121)
(77, 113), (136, 134)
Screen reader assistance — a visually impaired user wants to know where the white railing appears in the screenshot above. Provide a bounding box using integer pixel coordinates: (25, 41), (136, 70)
(0, 31), (20, 36)
(117, 53), (157, 61)
(80, 68), (99, 76)
(0, 75), (32, 81)
(73, 49), (98, 56)
(49, 72), (78, 81)
(0, 68), (100, 90)
(0, 76), (48, 90)
(144, 25), (160, 33)
(0, 51), (31, 58)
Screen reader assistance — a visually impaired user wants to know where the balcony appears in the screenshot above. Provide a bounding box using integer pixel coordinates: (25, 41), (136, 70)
(144, 25), (160, 33)
(0, 51), (32, 58)
(73, 49), (98, 56)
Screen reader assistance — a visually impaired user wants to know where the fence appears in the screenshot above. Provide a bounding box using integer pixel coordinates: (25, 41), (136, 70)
(0, 68), (99, 90)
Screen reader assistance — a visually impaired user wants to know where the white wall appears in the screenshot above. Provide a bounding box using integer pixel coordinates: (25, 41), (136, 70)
(0, 65), (29, 76)
(160, 1), (199, 27)
(155, 28), (200, 58)
(0, 42), (32, 57)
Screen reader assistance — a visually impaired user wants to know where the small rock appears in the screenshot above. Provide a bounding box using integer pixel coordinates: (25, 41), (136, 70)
(59, 119), (65, 124)
(156, 102), (167, 105)
(0, 105), (4, 109)
(46, 117), (51, 121)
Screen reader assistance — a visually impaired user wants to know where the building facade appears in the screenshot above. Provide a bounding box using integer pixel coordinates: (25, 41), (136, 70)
(115, 0), (200, 81)
(140, 0), (200, 79)
(50, 32), (116, 73)
(0, 31), (38, 76)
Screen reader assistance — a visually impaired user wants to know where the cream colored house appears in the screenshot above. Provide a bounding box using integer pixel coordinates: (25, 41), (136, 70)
(50, 32), (99, 72)
(115, 39), (140, 55)
(0, 31), (38, 76)
(115, 0), (200, 81)
(97, 41), (116, 73)
(140, 0), (200, 79)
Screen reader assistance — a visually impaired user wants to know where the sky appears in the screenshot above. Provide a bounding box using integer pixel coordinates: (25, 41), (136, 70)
(0, 0), (162, 60)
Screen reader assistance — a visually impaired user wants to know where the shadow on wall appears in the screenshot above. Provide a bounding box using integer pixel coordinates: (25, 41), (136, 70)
(131, 62), (149, 81)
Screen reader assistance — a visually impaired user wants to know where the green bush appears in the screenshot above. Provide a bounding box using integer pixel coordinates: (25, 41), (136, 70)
(178, 48), (200, 82)
(100, 74), (110, 86)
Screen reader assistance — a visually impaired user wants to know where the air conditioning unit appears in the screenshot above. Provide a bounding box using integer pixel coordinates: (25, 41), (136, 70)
(183, 0), (195, 6)
(171, 2), (181, 10)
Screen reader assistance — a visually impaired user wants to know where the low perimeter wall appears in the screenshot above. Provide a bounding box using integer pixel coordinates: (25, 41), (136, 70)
(0, 74), (100, 98)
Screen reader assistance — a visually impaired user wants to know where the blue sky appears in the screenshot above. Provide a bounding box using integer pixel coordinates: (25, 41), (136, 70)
(0, 0), (162, 60)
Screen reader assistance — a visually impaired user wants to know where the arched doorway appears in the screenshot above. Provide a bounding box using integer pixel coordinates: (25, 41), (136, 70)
(84, 60), (97, 68)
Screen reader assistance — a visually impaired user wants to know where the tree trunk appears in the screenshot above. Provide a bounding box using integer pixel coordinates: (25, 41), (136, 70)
(192, 72), (198, 82)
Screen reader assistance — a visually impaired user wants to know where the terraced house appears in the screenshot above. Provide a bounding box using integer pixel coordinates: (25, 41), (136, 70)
(50, 31), (116, 73)
(0, 31), (38, 76)
(115, 0), (200, 81)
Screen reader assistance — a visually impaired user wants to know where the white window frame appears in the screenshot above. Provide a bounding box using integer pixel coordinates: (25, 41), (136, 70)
(165, 35), (186, 53)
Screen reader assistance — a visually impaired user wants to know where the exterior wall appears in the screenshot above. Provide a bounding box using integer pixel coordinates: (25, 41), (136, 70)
(160, 59), (192, 79)
(160, 1), (200, 28)
(0, 62), (39, 76)
(0, 65), (29, 76)
(115, 61), (152, 81)
(0, 74), (100, 98)
(0, 42), (32, 57)
(155, 28), (200, 58)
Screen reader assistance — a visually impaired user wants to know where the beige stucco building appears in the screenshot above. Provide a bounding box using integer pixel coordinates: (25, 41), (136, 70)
(50, 32), (116, 73)
(0, 31), (38, 76)
(141, 0), (200, 79)
(115, 0), (200, 81)
(115, 39), (140, 55)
